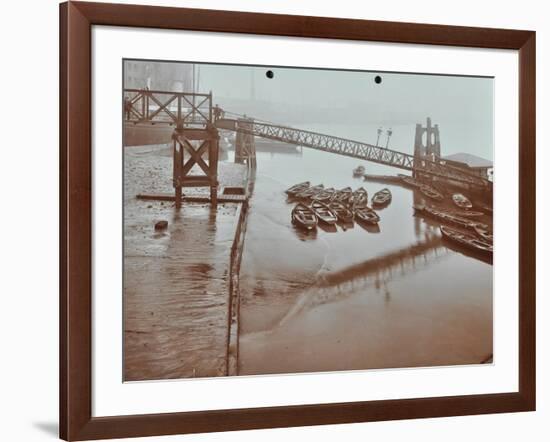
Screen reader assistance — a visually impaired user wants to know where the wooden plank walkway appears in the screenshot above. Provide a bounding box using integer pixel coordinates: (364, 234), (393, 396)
(137, 192), (248, 203)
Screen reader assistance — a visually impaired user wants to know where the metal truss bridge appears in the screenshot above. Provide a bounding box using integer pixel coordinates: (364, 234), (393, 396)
(123, 89), (491, 190)
(215, 118), (490, 189)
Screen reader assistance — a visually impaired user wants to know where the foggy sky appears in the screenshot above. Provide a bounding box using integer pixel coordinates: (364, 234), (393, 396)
(125, 60), (494, 160)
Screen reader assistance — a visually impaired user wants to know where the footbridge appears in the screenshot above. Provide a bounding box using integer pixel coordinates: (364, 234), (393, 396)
(123, 89), (492, 192)
(215, 118), (489, 188)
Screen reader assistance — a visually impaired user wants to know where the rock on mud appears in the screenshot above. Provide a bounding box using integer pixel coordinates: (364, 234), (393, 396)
(154, 220), (168, 231)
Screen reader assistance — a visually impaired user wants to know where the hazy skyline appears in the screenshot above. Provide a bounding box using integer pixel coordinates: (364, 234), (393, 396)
(124, 60), (494, 160)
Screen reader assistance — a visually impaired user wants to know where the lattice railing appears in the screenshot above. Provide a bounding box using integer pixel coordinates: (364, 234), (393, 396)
(123, 89), (213, 128)
(216, 118), (490, 188)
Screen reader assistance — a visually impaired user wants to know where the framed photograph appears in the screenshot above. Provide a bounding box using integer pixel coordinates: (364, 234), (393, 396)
(60, 1), (536, 440)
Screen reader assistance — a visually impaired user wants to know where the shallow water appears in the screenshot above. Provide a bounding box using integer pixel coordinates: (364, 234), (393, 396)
(123, 145), (247, 381)
(237, 144), (493, 376)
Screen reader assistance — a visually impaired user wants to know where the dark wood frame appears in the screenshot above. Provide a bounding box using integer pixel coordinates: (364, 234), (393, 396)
(60, 1), (536, 440)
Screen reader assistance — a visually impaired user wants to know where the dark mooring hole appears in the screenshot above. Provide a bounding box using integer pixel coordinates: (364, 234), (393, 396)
(266, 70), (274, 79)
(375, 75), (382, 84)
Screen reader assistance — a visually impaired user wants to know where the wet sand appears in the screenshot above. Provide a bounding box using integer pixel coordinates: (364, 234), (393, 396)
(124, 145), (246, 381)
(239, 254), (492, 375)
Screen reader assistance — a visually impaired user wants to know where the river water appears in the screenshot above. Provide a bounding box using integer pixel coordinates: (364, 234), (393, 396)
(234, 124), (493, 376)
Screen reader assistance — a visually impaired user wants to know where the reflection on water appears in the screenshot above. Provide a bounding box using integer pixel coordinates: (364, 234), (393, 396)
(360, 223), (381, 234)
(292, 224), (318, 242)
(237, 146), (493, 376)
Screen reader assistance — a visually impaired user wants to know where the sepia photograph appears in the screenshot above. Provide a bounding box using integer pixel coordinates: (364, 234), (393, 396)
(123, 59), (494, 382)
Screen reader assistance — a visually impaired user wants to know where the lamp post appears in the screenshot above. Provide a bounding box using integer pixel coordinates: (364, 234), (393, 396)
(385, 128), (393, 149)
(376, 127), (383, 147)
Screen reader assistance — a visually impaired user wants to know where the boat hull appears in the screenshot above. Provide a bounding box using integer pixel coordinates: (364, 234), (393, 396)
(310, 201), (338, 225)
(286, 181), (310, 196)
(440, 226), (493, 262)
(372, 188), (392, 207)
(355, 207), (380, 225)
(291, 204), (318, 230)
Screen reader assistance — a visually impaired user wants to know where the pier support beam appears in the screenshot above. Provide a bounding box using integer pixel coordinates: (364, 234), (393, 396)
(235, 117), (256, 167)
(413, 117), (441, 179)
(172, 124), (220, 208)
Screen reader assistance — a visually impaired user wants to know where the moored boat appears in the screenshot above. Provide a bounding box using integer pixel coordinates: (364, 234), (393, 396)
(440, 225), (493, 255)
(419, 184), (444, 201)
(452, 193), (473, 209)
(291, 203), (318, 230)
(334, 187), (353, 204)
(351, 187), (368, 207)
(353, 165), (366, 177)
(354, 206), (380, 225)
(285, 181), (310, 196)
(312, 187), (336, 203)
(310, 200), (338, 225)
(451, 210), (484, 218)
(296, 184), (324, 200)
(329, 201), (354, 223)
(413, 204), (489, 232)
(372, 188), (392, 207)
(473, 224), (493, 243)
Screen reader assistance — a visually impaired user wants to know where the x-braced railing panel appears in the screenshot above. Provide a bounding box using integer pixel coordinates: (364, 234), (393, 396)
(124, 89), (213, 128)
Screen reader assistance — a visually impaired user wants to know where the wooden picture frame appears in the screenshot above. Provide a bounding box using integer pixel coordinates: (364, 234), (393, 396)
(60, 1), (536, 440)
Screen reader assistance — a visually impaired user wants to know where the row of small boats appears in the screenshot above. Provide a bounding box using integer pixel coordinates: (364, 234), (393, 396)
(291, 200), (380, 231)
(404, 174), (494, 257)
(286, 182), (390, 231)
(440, 226), (493, 256)
(414, 203), (493, 256)
(286, 181), (392, 209)
(400, 175), (492, 213)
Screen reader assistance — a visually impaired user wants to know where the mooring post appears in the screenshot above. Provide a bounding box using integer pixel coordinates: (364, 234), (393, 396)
(209, 122), (220, 206)
(175, 185), (182, 209)
(235, 117), (255, 166)
(173, 129), (183, 210)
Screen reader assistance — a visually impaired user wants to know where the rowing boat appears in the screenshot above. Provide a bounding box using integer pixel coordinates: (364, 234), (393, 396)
(334, 187), (353, 204)
(440, 225), (493, 255)
(351, 187), (369, 207)
(310, 200), (338, 225)
(329, 201), (354, 223)
(452, 193), (473, 209)
(354, 206), (380, 225)
(413, 204), (489, 232)
(451, 210), (484, 218)
(285, 181), (310, 196)
(291, 203), (318, 230)
(372, 188), (392, 207)
(353, 165), (366, 177)
(473, 224), (493, 243)
(419, 184), (444, 201)
(296, 184), (324, 200)
(312, 187), (336, 203)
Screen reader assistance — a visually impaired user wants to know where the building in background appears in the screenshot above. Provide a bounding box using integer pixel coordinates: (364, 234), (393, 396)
(443, 152), (493, 180)
(125, 61), (193, 92)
